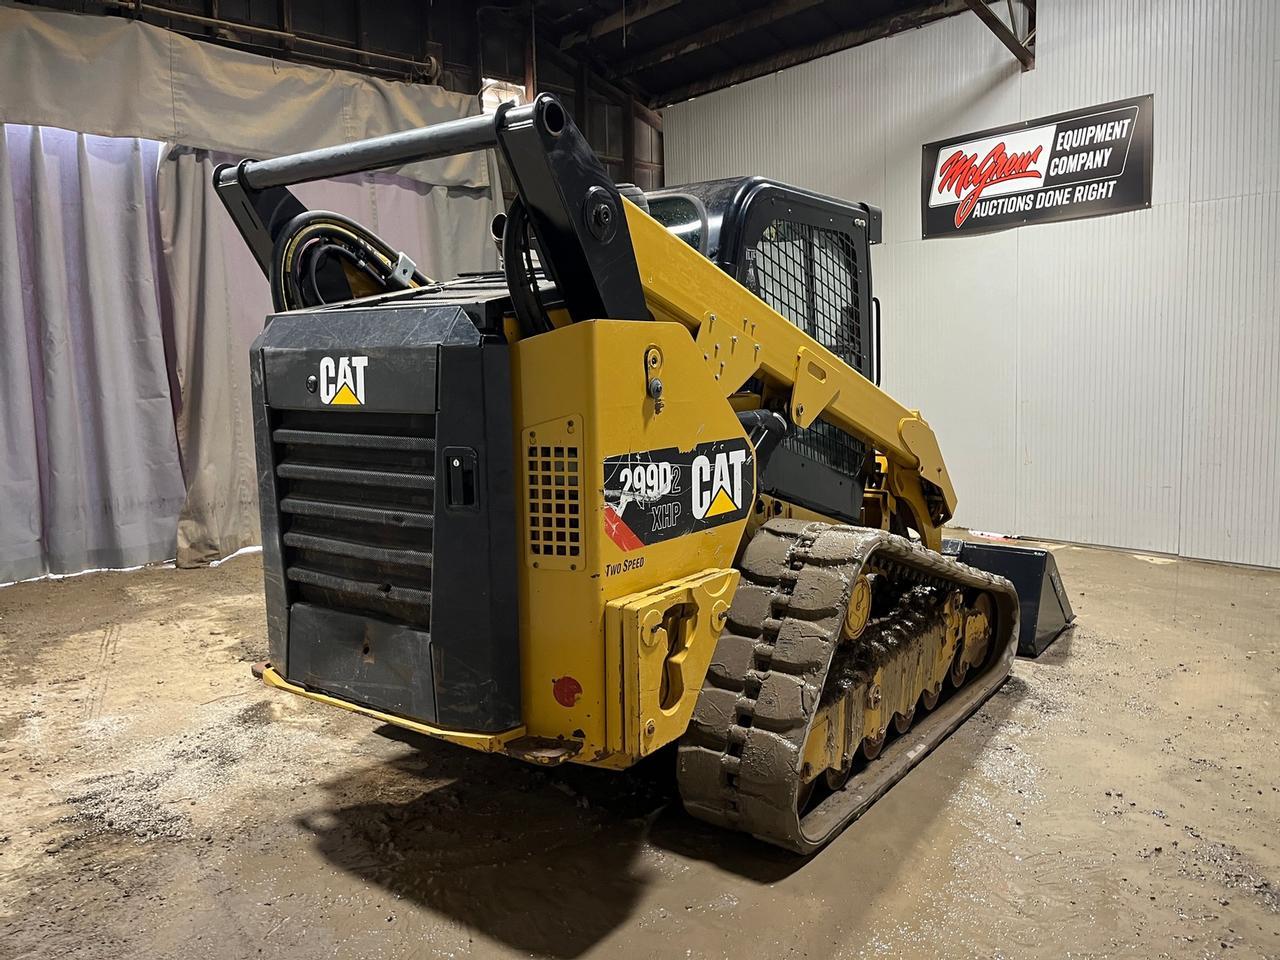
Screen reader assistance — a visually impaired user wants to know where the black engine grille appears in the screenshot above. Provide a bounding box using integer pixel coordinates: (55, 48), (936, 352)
(272, 409), (435, 629)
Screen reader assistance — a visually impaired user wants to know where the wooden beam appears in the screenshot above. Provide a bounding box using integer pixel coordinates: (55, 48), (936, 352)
(560, 0), (682, 51)
(537, 11), (660, 114)
(622, 94), (637, 182)
(548, 4), (595, 28)
(574, 58), (589, 128)
(962, 0), (1034, 70)
(654, 0), (969, 107)
(632, 97), (662, 132)
(353, 0), (369, 68)
(617, 0), (827, 75)
(539, 39), (663, 130)
(276, 0), (292, 51)
(525, 6), (537, 96)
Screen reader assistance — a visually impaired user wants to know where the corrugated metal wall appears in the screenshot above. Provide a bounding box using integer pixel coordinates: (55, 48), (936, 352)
(663, 0), (1280, 568)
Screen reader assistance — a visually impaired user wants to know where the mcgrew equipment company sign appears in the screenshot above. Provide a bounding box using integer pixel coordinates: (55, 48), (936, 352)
(922, 95), (1153, 238)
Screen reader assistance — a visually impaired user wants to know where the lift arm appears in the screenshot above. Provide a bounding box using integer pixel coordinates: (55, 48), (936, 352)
(623, 201), (957, 520)
(213, 91), (957, 535)
(215, 95), (650, 325)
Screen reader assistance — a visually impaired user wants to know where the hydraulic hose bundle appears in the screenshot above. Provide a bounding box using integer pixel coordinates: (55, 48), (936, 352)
(270, 203), (558, 340)
(269, 210), (431, 313)
(501, 197), (555, 337)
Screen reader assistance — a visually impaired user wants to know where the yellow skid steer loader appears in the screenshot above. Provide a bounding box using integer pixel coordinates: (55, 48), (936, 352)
(216, 95), (1071, 853)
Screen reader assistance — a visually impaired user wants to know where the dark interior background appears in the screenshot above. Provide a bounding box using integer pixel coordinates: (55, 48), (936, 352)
(15, 0), (978, 191)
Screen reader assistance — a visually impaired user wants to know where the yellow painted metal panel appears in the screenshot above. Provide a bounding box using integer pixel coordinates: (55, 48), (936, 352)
(511, 319), (752, 764)
(608, 567), (739, 759)
(623, 197), (957, 521)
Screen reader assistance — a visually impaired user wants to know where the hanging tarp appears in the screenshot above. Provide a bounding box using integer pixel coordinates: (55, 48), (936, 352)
(0, 5), (491, 190)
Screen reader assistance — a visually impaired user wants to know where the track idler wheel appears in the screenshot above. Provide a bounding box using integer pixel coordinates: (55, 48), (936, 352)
(825, 764), (853, 791)
(951, 593), (994, 687)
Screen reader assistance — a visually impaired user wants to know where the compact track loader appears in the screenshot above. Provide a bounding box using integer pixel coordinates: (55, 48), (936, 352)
(217, 95), (1070, 853)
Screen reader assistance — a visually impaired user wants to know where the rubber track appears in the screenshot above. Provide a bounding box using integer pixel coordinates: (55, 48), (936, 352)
(676, 519), (1020, 854)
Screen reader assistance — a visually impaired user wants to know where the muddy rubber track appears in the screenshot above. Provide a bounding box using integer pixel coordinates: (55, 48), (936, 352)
(676, 519), (1020, 854)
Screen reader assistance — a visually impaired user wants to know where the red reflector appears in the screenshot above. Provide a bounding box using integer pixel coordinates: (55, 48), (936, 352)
(552, 675), (583, 707)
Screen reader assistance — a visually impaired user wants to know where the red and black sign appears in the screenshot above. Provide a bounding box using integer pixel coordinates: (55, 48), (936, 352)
(922, 95), (1153, 238)
(602, 438), (754, 554)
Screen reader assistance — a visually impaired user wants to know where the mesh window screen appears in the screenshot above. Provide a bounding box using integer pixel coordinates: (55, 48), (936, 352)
(783, 416), (866, 477)
(751, 219), (868, 480)
(751, 220), (864, 374)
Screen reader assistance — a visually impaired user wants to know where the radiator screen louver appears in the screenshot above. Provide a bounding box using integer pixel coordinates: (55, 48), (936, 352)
(273, 410), (435, 629)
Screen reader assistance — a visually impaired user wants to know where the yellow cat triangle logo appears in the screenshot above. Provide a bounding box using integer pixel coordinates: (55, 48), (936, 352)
(704, 487), (738, 518)
(330, 383), (361, 405)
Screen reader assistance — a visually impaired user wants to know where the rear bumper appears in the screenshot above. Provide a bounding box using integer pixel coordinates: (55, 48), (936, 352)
(256, 663), (526, 754)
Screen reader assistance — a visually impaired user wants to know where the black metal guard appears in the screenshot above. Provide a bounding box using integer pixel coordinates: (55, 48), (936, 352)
(214, 93), (650, 324)
(220, 112), (502, 191)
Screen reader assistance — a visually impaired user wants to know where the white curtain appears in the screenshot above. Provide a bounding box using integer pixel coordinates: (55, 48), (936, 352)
(0, 9), (503, 580)
(0, 131), (500, 581)
(0, 126), (186, 582)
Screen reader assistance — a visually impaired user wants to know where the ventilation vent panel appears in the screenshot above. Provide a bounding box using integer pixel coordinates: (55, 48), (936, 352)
(525, 419), (582, 569)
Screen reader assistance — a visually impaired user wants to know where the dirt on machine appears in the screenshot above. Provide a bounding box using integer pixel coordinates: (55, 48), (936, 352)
(216, 94), (1071, 853)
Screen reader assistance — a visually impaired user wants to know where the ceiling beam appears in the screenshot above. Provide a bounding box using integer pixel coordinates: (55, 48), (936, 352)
(560, 0), (682, 51)
(962, 0), (1034, 70)
(653, 0), (969, 107)
(538, 37), (664, 129)
(616, 0), (827, 76)
(547, 4), (596, 27)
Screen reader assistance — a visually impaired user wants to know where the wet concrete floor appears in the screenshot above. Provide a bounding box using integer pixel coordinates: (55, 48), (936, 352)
(1, 539), (1277, 959)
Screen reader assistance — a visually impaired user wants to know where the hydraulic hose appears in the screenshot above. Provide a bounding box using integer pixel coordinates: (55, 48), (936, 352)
(269, 210), (431, 313)
(501, 197), (554, 337)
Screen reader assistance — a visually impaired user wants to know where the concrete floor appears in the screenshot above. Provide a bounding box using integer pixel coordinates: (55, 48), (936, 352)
(1, 539), (1278, 960)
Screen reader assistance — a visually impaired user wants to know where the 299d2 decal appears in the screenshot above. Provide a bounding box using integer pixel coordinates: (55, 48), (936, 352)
(603, 439), (754, 553)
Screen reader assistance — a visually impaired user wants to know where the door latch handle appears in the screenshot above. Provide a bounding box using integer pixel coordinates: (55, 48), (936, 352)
(444, 446), (479, 510)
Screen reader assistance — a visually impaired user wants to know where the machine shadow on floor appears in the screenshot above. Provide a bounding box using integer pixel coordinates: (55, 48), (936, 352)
(301, 727), (675, 958)
(1026, 621), (1079, 667)
(301, 680), (1027, 959)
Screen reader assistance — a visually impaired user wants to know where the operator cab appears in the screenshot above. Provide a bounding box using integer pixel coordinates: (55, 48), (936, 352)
(647, 177), (884, 525)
